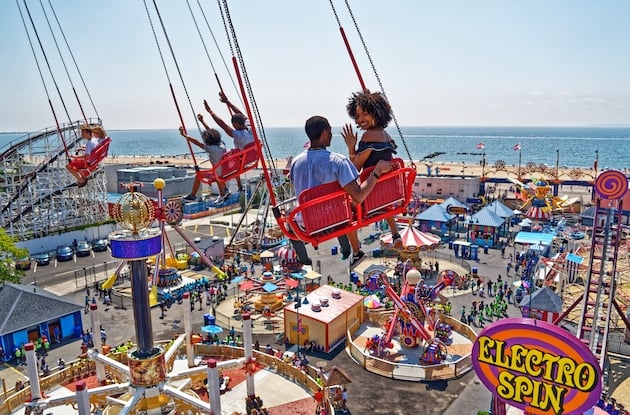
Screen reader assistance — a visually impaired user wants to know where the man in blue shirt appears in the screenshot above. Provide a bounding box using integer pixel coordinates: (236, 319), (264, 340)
(289, 115), (393, 266)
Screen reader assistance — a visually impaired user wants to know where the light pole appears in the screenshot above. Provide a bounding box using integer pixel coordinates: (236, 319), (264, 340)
(294, 282), (308, 357)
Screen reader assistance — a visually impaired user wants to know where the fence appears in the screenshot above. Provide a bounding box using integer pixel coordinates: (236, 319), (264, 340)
(346, 314), (476, 382)
(0, 341), (320, 415)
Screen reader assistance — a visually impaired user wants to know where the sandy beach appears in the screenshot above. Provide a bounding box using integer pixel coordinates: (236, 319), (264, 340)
(103, 155), (600, 183)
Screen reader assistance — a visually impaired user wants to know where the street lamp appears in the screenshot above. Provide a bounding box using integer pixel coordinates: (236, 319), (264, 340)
(294, 283), (309, 358)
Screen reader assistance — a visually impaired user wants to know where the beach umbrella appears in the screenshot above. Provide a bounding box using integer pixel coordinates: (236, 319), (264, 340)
(363, 294), (382, 309)
(201, 324), (224, 334)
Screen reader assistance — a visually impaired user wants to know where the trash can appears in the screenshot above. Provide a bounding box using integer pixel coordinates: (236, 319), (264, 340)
(331, 246), (338, 255)
(472, 267), (478, 275)
(483, 245), (489, 254)
(372, 249), (381, 258)
(448, 241), (454, 250)
(471, 245), (479, 261)
(350, 272), (359, 283)
(204, 314), (216, 326)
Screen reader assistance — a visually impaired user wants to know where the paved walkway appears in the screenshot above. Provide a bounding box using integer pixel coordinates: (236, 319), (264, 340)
(2, 217), (630, 413)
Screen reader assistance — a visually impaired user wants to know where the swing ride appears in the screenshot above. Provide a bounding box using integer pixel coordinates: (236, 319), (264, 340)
(4, 0), (432, 412)
(0, 1), (108, 241)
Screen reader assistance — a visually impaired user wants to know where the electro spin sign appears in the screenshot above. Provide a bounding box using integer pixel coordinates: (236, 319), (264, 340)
(472, 318), (602, 415)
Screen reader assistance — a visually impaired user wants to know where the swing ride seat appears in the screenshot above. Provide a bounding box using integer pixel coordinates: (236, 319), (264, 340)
(274, 161), (415, 248)
(197, 142), (259, 185)
(359, 158), (415, 218)
(67, 137), (111, 176)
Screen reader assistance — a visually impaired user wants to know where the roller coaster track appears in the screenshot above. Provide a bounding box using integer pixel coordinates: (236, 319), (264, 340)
(0, 119), (108, 241)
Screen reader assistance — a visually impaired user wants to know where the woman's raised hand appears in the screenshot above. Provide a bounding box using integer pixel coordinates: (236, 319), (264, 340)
(341, 123), (357, 151)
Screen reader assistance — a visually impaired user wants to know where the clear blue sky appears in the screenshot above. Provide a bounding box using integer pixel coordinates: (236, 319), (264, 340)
(1, 0), (629, 131)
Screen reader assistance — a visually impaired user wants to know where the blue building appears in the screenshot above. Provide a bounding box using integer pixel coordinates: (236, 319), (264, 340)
(0, 284), (83, 360)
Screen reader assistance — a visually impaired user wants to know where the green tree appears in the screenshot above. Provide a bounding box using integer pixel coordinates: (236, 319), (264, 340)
(0, 228), (29, 284)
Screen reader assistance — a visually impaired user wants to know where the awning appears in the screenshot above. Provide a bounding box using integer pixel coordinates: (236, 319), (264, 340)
(239, 280), (255, 291)
(285, 278), (299, 289)
(262, 282), (279, 293)
(566, 253), (583, 264)
(514, 232), (554, 246)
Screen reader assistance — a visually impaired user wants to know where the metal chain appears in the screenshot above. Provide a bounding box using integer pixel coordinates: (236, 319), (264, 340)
(343, 0), (415, 167)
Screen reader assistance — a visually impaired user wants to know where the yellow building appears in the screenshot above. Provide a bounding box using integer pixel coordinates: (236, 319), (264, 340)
(283, 285), (364, 353)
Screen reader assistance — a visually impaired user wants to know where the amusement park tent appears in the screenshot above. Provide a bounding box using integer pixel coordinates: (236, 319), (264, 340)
(415, 204), (456, 233)
(467, 208), (504, 247)
(380, 226), (441, 251)
(283, 285), (364, 354)
(321, 365), (352, 387)
(518, 286), (563, 323)
(470, 208), (505, 228)
(513, 232), (554, 247)
(439, 197), (467, 210)
(487, 200), (515, 220)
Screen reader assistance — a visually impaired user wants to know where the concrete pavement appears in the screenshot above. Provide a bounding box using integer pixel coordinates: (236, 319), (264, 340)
(3, 215), (630, 413)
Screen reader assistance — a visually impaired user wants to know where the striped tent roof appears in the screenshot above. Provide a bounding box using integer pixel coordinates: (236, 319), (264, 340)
(381, 226), (440, 251)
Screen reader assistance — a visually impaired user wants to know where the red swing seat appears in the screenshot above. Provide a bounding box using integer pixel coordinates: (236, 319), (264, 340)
(67, 137), (111, 177)
(197, 142), (259, 185)
(275, 158), (416, 248)
(359, 158), (414, 217)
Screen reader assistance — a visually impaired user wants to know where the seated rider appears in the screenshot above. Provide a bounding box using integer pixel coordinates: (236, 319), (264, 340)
(203, 91), (256, 195)
(66, 125), (108, 187)
(180, 124), (229, 203)
(289, 115), (394, 267)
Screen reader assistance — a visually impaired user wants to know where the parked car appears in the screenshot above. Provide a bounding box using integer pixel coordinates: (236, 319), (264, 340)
(34, 253), (51, 266)
(56, 245), (75, 262)
(15, 257), (32, 271)
(91, 238), (108, 252)
(76, 241), (92, 257)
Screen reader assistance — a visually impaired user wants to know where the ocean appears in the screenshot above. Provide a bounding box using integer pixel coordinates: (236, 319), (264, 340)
(2, 126), (629, 170)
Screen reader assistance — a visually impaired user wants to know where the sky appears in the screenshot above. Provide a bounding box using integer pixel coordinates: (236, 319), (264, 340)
(1, 0), (630, 131)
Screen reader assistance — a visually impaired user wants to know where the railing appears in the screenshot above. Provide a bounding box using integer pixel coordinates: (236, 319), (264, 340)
(345, 314), (476, 382)
(0, 341), (319, 415)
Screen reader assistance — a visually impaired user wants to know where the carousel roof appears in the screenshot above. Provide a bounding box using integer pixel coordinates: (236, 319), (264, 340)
(381, 226), (440, 251)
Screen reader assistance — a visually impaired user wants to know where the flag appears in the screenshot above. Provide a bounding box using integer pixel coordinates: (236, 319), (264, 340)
(513, 143), (522, 151)
(476, 142), (485, 150)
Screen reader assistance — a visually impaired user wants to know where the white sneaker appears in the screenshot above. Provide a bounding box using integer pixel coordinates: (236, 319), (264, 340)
(213, 190), (231, 204)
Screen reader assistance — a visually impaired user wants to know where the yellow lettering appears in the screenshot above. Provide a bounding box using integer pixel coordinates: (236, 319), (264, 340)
(477, 336), (497, 365)
(496, 371), (516, 401)
(495, 338), (510, 368)
(573, 362), (597, 392)
(539, 352), (561, 382)
(524, 348), (543, 377)
(555, 357), (576, 388)
(532, 382), (566, 415)
(513, 375), (534, 403)
(509, 345), (529, 374)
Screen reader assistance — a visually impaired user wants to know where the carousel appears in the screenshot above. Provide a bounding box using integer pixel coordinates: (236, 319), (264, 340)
(380, 224), (441, 269)
(236, 271), (299, 313)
